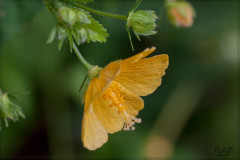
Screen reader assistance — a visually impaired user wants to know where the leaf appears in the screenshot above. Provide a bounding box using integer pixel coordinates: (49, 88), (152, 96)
(81, 12), (109, 43)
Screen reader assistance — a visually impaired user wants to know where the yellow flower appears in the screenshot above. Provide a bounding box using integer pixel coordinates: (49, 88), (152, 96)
(81, 47), (169, 150)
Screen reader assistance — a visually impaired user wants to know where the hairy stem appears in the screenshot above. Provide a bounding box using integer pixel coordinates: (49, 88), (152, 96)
(73, 43), (93, 70)
(66, 1), (127, 21)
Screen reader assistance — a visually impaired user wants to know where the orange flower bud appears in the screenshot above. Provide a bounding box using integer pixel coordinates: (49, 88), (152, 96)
(166, 1), (196, 27)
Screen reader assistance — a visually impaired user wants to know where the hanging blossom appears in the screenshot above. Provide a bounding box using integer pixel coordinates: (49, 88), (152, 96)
(81, 47), (169, 150)
(166, 1), (196, 28)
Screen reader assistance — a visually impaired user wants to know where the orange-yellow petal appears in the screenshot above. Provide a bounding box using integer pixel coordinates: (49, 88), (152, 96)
(93, 91), (125, 134)
(81, 62), (119, 150)
(115, 54), (169, 96)
(121, 47), (156, 66)
(81, 105), (108, 150)
(120, 83), (144, 116)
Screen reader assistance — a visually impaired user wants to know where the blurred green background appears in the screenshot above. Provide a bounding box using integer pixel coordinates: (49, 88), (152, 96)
(0, 0), (239, 159)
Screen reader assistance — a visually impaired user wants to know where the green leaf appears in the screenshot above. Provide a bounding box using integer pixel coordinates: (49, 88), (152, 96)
(81, 12), (109, 43)
(63, 9), (109, 46)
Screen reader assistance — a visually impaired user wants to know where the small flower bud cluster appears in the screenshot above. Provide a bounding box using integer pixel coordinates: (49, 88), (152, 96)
(47, 4), (109, 51)
(46, 6), (91, 50)
(0, 92), (25, 130)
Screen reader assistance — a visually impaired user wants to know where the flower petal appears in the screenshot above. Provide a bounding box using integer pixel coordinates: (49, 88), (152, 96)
(121, 47), (156, 66)
(93, 93), (125, 134)
(120, 83), (144, 116)
(81, 105), (108, 150)
(115, 54), (169, 96)
(82, 77), (108, 150)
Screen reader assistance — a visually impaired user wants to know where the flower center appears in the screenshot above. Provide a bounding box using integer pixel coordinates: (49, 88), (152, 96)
(102, 86), (127, 114)
(102, 85), (141, 131)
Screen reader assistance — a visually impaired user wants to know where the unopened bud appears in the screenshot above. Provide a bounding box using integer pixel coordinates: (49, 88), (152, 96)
(127, 10), (158, 36)
(58, 7), (90, 28)
(58, 7), (77, 26)
(166, 1), (195, 27)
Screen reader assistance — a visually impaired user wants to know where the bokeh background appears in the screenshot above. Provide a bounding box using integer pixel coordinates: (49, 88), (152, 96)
(0, 0), (239, 159)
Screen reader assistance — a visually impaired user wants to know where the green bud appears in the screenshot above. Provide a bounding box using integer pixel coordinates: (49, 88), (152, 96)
(0, 93), (25, 130)
(58, 7), (78, 27)
(166, 1), (196, 27)
(58, 7), (90, 28)
(127, 10), (158, 36)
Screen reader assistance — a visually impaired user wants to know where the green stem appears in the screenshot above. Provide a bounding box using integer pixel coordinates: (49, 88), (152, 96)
(67, 1), (127, 21)
(73, 43), (93, 70)
(131, 0), (142, 13)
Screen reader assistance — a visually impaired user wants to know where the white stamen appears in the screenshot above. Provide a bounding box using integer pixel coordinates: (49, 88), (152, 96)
(123, 110), (141, 131)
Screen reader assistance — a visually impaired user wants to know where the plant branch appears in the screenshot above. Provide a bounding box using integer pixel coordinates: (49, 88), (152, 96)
(73, 42), (93, 70)
(65, 1), (127, 21)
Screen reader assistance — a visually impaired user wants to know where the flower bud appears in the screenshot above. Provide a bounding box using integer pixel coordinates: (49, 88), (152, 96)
(58, 7), (77, 26)
(127, 10), (158, 36)
(0, 93), (25, 129)
(58, 7), (90, 28)
(166, 1), (195, 27)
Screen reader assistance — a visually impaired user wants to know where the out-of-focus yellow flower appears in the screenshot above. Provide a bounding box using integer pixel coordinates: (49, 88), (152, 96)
(166, 1), (196, 27)
(81, 47), (169, 150)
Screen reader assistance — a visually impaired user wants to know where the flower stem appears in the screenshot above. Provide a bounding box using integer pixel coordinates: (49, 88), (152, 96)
(73, 43), (93, 70)
(68, 2), (127, 21)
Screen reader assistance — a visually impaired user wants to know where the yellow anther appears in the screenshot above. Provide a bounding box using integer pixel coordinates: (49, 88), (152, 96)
(102, 86), (128, 113)
(118, 105), (128, 114)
